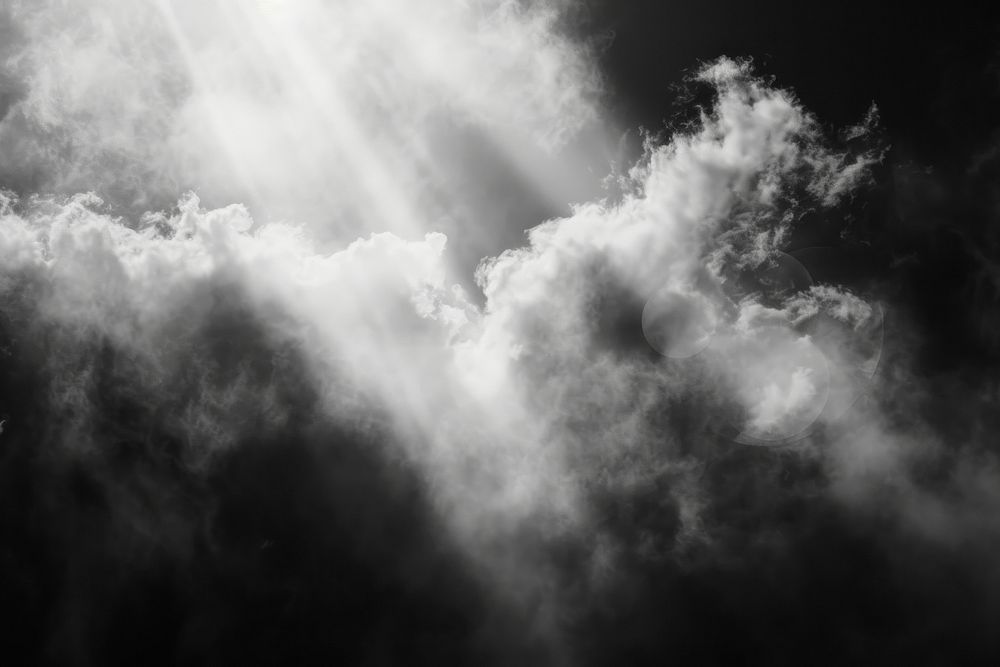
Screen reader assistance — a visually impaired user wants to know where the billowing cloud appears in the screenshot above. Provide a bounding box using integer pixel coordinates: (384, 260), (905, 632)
(1, 3), (1000, 663)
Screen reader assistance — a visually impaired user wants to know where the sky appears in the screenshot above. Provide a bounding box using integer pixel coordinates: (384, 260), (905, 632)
(1, 1), (1000, 664)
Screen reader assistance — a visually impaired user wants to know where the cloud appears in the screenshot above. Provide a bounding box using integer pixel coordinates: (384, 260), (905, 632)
(4, 52), (879, 560)
(1, 5), (999, 659)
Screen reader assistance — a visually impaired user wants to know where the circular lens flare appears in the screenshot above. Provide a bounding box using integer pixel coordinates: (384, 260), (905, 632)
(723, 327), (831, 444)
(726, 251), (813, 308)
(641, 289), (718, 359)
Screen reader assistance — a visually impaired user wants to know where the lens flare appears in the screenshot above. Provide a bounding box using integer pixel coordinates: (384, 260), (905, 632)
(641, 288), (719, 359)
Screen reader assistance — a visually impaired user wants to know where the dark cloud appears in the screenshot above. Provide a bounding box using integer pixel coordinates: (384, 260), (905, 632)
(0, 273), (552, 665)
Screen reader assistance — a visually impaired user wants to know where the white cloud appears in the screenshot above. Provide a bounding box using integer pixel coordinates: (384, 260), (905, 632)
(6, 40), (988, 643)
(1, 51), (885, 531)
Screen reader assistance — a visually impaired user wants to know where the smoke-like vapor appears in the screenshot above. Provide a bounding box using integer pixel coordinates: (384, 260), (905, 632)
(2, 2), (1000, 664)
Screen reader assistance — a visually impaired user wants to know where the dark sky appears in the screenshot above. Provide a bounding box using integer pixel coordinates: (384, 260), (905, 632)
(591, 2), (1000, 373)
(592, 2), (999, 158)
